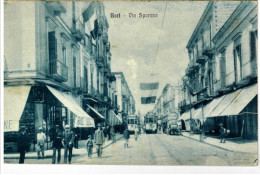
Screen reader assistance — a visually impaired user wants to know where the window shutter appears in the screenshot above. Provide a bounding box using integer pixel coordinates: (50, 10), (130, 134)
(220, 56), (226, 88)
(48, 31), (57, 74)
(250, 32), (256, 61)
(48, 31), (57, 60)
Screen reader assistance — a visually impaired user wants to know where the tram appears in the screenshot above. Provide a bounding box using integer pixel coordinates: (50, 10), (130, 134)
(127, 115), (139, 134)
(144, 114), (158, 134)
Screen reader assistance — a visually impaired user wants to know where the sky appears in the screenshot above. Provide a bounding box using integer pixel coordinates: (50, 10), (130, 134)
(104, 1), (208, 116)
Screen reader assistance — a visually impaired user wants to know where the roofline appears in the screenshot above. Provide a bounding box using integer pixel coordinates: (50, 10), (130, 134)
(186, 2), (213, 49)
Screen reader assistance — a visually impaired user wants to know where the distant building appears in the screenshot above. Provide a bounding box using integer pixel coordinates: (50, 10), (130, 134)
(178, 1), (257, 139)
(113, 72), (135, 124)
(154, 84), (181, 133)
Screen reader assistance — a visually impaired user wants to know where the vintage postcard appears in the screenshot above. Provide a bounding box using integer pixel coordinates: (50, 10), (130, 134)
(2, 0), (259, 171)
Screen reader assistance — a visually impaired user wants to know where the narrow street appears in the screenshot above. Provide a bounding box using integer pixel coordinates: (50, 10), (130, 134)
(5, 134), (257, 166)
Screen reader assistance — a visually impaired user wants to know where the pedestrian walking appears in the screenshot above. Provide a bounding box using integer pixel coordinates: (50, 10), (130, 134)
(36, 127), (46, 159)
(219, 123), (227, 143)
(73, 128), (79, 149)
(110, 126), (116, 143)
(199, 128), (204, 143)
(123, 128), (130, 148)
(134, 127), (139, 141)
(86, 135), (93, 158)
(51, 125), (63, 164)
(17, 126), (30, 164)
(107, 126), (111, 140)
(94, 123), (105, 158)
(63, 125), (74, 164)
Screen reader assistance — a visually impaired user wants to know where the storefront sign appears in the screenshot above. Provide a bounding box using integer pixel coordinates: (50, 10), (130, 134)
(4, 120), (19, 132)
(74, 117), (95, 128)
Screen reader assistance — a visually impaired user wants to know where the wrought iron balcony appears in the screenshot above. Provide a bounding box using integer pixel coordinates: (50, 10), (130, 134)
(72, 20), (85, 41)
(196, 50), (206, 64)
(49, 59), (68, 82)
(105, 42), (110, 52)
(96, 56), (104, 67)
(202, 42), (214, 57)
(102, 31), (108, 44)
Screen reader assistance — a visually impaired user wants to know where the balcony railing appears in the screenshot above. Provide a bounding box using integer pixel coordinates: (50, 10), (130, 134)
(72, 20), (85, 41)
(202, 41), (214, 57)
(196, 50), (206, 64)
(102, 30), (108, 44)
(96, 56), (104, 67)
(105, 42), (110, 52)
(49, 59), (68, 82)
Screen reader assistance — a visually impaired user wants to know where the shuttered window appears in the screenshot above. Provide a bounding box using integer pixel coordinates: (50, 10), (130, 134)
(220, 51), (226, 88)
(48, 31), (57, 74)
(250, 31), (257, 75)
(233, 44), (242, 83)
(73, 56), (76, 87)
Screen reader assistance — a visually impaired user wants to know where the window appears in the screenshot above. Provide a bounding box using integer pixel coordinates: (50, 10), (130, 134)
(201, 76), (204, 89)
(84, 66), (88, 92)
(250, 31), (257, 75)
(220, 49), (226, 88)
(233, 44), (242, 83)
(48, 31), (57, 74)
(73, 56), (76, 87)
(97, 70), (99, 93)
(62, 46), (66, 65)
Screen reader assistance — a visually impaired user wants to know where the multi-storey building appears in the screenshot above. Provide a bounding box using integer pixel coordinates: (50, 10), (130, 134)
(113, 72), (135, 124)
(178, 1), (257, 139)
(154, 84), (180, 133)
(4, 1), (118, 152)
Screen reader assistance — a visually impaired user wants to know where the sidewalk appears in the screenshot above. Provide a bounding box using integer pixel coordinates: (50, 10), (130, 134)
(4, 134), (123, 159)
(182, 132), (258, 154)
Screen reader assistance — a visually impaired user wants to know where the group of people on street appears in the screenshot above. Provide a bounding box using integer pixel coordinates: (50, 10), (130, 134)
(17, 122), (141, 164)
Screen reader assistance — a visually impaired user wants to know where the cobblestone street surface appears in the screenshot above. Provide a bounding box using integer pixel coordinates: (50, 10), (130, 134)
(4, 134), (257, 166)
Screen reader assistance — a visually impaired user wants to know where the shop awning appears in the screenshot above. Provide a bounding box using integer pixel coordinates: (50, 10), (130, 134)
(111, 110), (123, 123)
(207, 88), (242, 118)
(47, 86), (94, 128)
(220, 83), (257, 116)
(86, 104), (105, 119)
(4, 86), (31, 132)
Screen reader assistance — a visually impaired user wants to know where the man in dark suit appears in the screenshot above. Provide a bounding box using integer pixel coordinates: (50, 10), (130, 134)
(63, 125), (74, 164)
(17, 126), (30, 164)
(51, 125), (63, 164)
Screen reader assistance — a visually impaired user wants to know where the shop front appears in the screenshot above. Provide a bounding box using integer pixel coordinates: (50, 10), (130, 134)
(4, 85), (94, 152)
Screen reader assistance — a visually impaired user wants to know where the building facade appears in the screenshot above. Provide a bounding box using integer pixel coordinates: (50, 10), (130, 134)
(178, 1), (258, 139)
(154, 84), (180, 133)
(113, 72), (136, 124)
(4, 1), (119, 152)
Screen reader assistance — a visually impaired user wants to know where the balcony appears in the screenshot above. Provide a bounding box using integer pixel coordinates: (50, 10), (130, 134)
(72, 20), (85, 41)
(102, 31), (108, 44)
(96, 56), (104, 67)
(45, 1), (66, 16)
(103, 65), (111, 76)
(105, 42), (110, 52)
(202, 42), (214, 57)
(178, 99), (187, 108)
(49, 59), (68, 82)
(197, 87), (208, 101)
(196, 50), (206, 64)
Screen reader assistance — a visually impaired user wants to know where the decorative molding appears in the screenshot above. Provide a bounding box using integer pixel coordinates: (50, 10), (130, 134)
(60, 32), (70, 43)
(46, 17), (58, 32)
